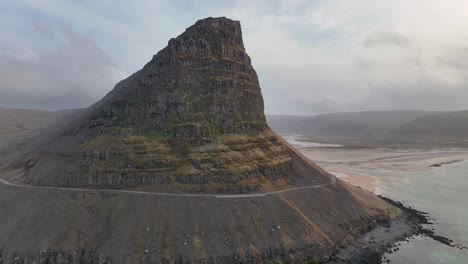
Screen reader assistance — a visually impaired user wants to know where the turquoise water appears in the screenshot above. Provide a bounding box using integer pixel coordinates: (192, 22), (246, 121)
(356, 161), (468, 263)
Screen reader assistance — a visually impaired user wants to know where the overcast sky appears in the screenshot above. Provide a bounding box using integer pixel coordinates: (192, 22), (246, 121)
(1, 0), (468, 115)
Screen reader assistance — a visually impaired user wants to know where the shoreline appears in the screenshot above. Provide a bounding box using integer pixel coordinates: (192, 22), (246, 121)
(286, 138), (468, 263)
(329, 170), (378, 193)
(327, 157), (468, 195)
(300, 147), (468, 194)
(328, 195), (466, 264)
(303, 148), (468, 172)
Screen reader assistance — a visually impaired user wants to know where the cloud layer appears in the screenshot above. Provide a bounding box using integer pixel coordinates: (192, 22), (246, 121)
(1, 0), (467, 114)
(0, 24), (123, 110)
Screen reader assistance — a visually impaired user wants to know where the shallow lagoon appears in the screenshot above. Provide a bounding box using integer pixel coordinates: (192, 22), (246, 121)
(283, 134), (468, 263)
(359, 161), (468, 263)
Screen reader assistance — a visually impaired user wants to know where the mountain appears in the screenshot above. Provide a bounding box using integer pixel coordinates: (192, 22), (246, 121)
(268, 111), (433, 137)
(266, 115), (310, 134)
(6, 17), (298, 193)
(0, 108), (74, 148)
(268, 110), (468, 141)
(390, 110), (468, 138)
(0, 17), (395, 263)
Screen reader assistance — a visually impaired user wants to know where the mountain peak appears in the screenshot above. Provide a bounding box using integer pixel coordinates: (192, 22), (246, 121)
(191, 16), (242, 35)
(164, 16), (247, 63)
(1, 17), (397, 264)
(81, 17), (263, 141)
(12, 17), (293, 193)
(186, 17), (242, 44)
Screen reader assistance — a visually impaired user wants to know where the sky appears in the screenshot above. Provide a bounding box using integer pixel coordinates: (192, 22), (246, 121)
(1, 0), (468, 115)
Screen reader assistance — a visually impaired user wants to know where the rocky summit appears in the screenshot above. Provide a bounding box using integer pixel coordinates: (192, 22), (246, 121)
(87, 17), (266, 137)
(7, 17), (311, 193)
(0, 17), (398, 263)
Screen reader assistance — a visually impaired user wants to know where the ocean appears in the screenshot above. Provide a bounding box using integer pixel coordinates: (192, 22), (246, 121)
(281, 133), (468, 263)
(356, 161), (468, 263)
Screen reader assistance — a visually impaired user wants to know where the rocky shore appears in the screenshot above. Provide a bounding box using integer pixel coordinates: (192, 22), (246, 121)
(328, 195), (465, 264)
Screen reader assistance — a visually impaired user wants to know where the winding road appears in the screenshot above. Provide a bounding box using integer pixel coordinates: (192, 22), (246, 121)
(0, 132), (338, 199)
(0, 175), (336, 199)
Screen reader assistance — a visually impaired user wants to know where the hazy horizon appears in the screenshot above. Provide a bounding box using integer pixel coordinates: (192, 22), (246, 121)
(1, 106), (464, 117)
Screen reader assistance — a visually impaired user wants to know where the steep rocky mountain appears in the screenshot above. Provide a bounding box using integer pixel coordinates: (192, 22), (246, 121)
(8, 17), (296, 193)
(0, 17), (396, 263)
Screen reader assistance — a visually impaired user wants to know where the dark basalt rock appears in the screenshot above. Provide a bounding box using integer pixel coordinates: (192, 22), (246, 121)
(8, 17), (299, 192)
(0, 17), (401, 264)
(82, 17), (267, 139)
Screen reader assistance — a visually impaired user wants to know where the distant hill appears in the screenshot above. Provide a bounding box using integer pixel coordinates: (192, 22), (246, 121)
(265, 115), (309, 133)
(392, 111), (468, 137)
(0, 108), (77, 149)
(267, 110), (435, 137)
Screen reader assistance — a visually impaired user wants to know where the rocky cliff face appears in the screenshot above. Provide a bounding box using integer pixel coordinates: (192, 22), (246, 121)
(0, 17), (399, 264)
(82, 17), (267, 139)
(10, 17), (299, 193)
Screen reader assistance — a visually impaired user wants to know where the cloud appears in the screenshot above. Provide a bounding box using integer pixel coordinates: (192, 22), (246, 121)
(364, 31), (411, 48)
(1, 0), (468, 115)
(0, 26), (124, 110)
(231, 0), (468, 115)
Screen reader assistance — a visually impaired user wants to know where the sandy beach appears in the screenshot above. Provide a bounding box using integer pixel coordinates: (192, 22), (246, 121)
(327, 169), (378, 193)
(295, 146), (468, 193)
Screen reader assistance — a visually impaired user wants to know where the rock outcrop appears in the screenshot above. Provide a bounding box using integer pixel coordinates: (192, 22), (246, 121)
(83, 17), (267, 138)
(0, 17), (400, 264)
(7, 17), (304, 193)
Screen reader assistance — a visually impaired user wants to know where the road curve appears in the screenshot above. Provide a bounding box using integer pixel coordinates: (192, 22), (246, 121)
(0, 175), (336, 199)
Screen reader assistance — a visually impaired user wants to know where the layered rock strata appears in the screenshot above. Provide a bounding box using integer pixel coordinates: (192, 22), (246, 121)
(9, 17), (298, 193)
(0, 17), (400, 264)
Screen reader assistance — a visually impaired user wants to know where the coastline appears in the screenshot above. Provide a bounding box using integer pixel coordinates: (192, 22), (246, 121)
(300, 147), (468, 194)
(328, 195), (465, 264)
(287, 136), (468, 263)
(328, 170), (378, 193)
